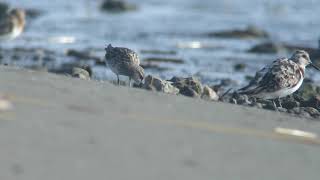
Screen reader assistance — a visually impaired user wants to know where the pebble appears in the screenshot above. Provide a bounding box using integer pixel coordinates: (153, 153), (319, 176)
(169, 76), (203, 96)
(143, 75), (179, 95)
(100, 0), (137, 12)
(180, 87), (200, 98)
(234, 63), (246, 72)
(72, 67), (91, 80)
(201, 85), (219, 101)
(281, 98), (300, 109)
(302, 107), (320, 118)
(235, 94), (251, 105)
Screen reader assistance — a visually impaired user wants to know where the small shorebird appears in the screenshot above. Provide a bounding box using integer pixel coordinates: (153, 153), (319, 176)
(0, 8), (25, 41)
(238, 50), (320, 107)
(104, 44), (144, 86)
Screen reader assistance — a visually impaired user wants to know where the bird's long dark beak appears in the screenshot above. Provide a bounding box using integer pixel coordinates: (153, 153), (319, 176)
(310, 63), (320, 71)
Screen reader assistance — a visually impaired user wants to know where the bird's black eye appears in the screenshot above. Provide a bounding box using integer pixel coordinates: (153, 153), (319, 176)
(302, 54), (308, 59)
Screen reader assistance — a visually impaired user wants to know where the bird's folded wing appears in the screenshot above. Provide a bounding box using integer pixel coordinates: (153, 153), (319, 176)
(238, 57), (294, 95)
(116, 61), (135, 76)
(106, 47), (138, 63)
(238, 59), (280, 92)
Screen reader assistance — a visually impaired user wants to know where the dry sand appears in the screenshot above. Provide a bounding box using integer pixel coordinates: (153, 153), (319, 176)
(0, 66), (319, 180)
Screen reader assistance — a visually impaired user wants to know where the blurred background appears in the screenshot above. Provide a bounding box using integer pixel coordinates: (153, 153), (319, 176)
(2, 0), (320, 86)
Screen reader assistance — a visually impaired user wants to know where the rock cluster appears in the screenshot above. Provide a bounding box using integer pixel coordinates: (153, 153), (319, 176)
(142, 75), (179, 95)
(142, 75), (219, 101)
(220, 88), (320, 119)
(139, 75), (320, 119)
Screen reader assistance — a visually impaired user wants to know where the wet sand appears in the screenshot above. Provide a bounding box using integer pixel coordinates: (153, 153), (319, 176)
(0, 66), (319, 179)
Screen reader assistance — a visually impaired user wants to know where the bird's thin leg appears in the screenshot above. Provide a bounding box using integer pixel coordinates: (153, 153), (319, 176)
(117, 74), (120, 85)
(129, 77), (132, 87)
(272, 100), (277, 109)
(278, 98), (282, 108)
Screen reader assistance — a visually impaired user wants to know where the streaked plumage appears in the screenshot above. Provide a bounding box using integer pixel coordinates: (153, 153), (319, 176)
(105, 44), (144, 86)
(0, 8), (25, 40)
(238, 50), (320, 101)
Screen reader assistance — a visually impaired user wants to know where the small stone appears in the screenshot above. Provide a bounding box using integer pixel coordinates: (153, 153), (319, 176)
(100, 0), (137, 12)
(143, 75), (179, 95)
(299, 111), (312, 118)
(201, 85), (219, 101)
(235, 94), (251, 105)
(169, 76), (203, 95)
(302, 107), (320, 118)
(234, 63), (246, 72)
(277, 107), (287, 113)
(72, 67), (90, 80)
(281, 99), (300, 109)
(180, 87), (200, 98)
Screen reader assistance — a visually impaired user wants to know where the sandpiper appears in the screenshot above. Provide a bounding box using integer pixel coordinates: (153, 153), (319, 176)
(0, 8), (25, 41)
(104, 44), (144, 86)
(238, 50), (320, 107)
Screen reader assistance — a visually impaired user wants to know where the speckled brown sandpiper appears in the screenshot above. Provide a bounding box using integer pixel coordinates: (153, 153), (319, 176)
(104, 44), (144, 86)
(238, 50), (320, 107)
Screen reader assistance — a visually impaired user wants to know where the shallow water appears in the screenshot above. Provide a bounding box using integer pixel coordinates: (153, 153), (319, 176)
(4, 0), (320, 85)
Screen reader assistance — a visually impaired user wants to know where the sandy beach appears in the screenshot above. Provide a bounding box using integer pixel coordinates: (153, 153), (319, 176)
(0, 66), (319, 179)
